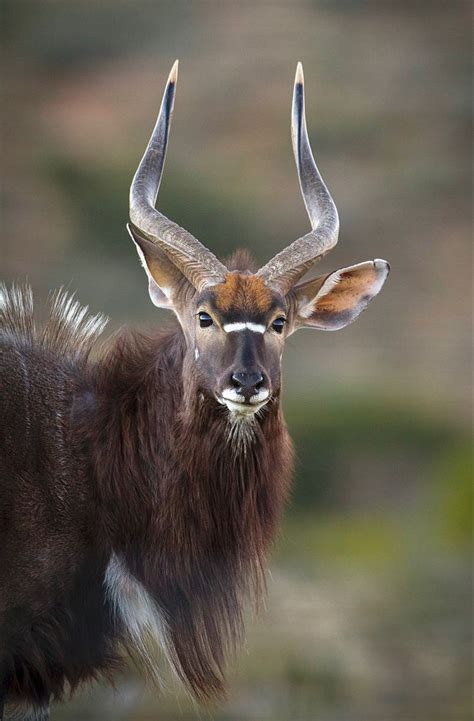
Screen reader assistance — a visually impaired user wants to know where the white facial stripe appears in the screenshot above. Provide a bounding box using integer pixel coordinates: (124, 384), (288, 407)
(223, 322), (246, 333)
(223, 322), (266, 334)
(247, 322), (266, 333)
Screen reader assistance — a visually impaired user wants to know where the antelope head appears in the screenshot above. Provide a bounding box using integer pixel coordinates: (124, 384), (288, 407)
(128, 61), (389, 417)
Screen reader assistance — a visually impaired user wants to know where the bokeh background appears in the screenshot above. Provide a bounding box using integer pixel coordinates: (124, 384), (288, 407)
(2, 1), (472, 720)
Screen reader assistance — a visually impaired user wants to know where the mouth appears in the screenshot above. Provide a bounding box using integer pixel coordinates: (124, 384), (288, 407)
(216, 388), (270, 416)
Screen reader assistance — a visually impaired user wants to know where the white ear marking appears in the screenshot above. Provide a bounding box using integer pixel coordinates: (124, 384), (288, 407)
(298, 270), (342, 319)
(134, 239), (148, 272)
(132, 238), (173, 309)
(314, 271), (342, 301)
(296, 258), (390, 331)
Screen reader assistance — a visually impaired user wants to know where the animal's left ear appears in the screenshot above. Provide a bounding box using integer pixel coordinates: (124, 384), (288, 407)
(291, 259), (390, 331)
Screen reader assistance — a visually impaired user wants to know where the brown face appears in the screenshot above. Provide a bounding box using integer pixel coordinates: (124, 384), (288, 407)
(131, 230), (390, 419)
(189, 273), (287, 416)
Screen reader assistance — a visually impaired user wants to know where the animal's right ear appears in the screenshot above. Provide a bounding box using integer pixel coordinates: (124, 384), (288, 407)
(290, 259), (390, 332)
(127, 224), (192, 309)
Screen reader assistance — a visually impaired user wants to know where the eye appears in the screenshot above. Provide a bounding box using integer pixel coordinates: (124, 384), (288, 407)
(271, 317), (286, 334)
(198, 312), (213, 328)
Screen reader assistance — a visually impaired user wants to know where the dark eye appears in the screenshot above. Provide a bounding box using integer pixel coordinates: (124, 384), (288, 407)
(198, 312), (213, 328)
(272, 317), (286, 334)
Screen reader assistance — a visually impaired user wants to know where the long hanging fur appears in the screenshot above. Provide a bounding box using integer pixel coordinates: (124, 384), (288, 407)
(87, 328), (293, 701)
(0, 285), (293, 711)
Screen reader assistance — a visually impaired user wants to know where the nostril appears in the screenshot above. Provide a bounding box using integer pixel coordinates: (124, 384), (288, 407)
(230, 371), (266, 397)
(231, 372), (244, 389)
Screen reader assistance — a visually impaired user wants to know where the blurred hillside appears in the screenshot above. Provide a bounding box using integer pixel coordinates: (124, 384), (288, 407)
(1, 2), (472, 720)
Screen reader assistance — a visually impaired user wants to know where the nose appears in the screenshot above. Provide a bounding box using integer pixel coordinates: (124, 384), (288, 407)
(231, 370), (265, 402)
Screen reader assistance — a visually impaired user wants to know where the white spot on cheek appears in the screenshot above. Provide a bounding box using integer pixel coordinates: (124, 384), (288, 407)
(194, 348), (199, 360)
(223, 322), (266, 334)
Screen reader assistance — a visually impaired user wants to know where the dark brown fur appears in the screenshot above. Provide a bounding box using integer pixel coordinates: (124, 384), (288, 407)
(0, 283), (293, 714)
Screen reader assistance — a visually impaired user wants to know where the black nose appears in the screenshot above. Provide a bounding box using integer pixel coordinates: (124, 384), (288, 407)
(231, 370), (265, 401)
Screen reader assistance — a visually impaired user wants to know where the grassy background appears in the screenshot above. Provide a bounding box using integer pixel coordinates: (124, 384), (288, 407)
(1, 1), (471, 719)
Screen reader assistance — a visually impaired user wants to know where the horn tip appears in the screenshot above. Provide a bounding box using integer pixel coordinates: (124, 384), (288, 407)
(295, 61), (304, 86)
(169, 59), (179, 84)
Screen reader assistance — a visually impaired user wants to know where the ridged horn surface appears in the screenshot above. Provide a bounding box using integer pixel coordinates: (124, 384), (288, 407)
(129, 61), (227, 291)
(257, 63), (339, 294)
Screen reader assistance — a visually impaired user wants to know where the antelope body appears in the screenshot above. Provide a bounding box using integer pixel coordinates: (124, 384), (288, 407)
(0, 62), (389, 720)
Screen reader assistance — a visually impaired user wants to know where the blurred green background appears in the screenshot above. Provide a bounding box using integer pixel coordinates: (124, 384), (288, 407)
(1, 1), (471, 720)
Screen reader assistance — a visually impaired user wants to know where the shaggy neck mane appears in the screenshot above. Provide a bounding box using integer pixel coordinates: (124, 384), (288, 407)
(83, 324), (292, 701)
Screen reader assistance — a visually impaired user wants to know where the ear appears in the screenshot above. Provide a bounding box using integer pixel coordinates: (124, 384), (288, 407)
(292, 259), (390, 331)
(127, 224), (192, 309)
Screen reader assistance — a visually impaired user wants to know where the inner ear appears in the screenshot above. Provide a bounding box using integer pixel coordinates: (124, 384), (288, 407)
(127, 224), (192, 309)
(292, 259), (390, 331)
